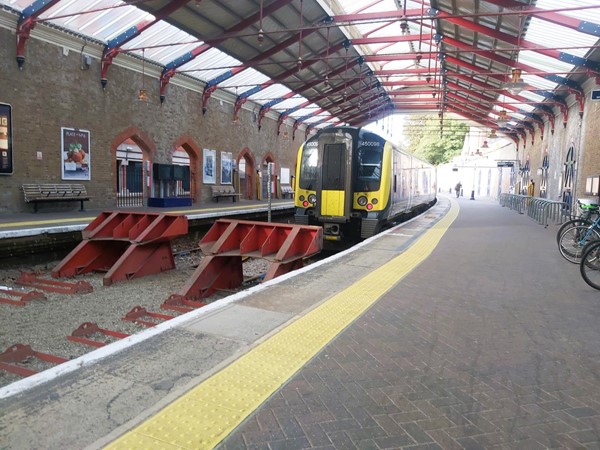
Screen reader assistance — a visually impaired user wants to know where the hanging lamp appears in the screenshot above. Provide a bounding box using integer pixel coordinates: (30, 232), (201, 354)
(138, 48), (148, 102)
(497, 110), (509, 127)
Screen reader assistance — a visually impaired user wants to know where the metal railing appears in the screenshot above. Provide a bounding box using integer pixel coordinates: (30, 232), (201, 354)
(499, 193), (528, 214)
(499, 193), (569, 227)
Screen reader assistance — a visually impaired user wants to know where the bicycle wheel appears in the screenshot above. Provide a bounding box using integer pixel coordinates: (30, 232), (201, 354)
(580, 240), (600, 290)
(558, 225), (600, 263)
(556, 218), (592, 245)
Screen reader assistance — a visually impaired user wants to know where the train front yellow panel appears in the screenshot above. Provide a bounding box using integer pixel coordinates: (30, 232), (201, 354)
(320, 190), (345, 216)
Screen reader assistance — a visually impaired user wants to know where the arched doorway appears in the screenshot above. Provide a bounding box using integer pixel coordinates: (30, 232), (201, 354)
(171, 137), (200, 203)
(237, 148), (256, 200)
(112, 127), (155, 207)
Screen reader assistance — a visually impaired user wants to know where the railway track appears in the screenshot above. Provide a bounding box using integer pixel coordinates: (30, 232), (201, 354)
(0, 224), (328, 389)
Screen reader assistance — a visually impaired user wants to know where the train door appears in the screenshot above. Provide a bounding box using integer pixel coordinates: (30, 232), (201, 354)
(317, 131), (353, 222)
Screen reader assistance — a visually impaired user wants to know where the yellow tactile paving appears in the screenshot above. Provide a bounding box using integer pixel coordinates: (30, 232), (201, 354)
(106, 200), (459, 450)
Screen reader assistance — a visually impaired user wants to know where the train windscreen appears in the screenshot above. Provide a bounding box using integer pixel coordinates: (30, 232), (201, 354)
(299, 144), (318, 190)
(355, 144), (382, 192)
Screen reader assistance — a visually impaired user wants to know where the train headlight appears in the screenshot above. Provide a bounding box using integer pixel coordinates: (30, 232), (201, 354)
(366, 203), (373, 210)
(357, 195), (368, 206)
(371, 198), (378, 205)
(299, 195), (305, 201)
(308, 194), (317, 205)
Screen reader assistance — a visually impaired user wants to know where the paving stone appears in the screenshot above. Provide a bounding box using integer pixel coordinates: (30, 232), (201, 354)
(299, 423), (332, 448)
(268, 436), (311, 450)
(215, 202), (600, 450)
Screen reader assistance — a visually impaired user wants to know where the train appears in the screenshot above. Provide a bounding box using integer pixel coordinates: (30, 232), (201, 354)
(293, 125), (437, 243)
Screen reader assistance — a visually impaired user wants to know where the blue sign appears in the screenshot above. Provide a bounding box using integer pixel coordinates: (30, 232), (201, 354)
(592, 90), (600, 100)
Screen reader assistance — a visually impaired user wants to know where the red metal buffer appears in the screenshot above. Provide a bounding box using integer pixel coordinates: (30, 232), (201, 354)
(173, 219), (322, 300)
(67, 322), (130, 348)
(0, 287), (46, 306)
(0, 344), (67, 377)
(122, 305), (174, 327)
(51, 211), (188, 286)
(15, 272), (93, 294)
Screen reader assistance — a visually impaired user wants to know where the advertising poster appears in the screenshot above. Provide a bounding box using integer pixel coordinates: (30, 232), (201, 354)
(61, 127), (91, 180)
(203, 148), (216, 184)
(221, 151), (232, 184)
(0, 103), (13, 175)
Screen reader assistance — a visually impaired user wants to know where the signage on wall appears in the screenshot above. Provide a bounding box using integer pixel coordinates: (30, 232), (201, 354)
(592, 90), (600, 101)
(61, 127), (91, 180)
(0, 103), (13, 175)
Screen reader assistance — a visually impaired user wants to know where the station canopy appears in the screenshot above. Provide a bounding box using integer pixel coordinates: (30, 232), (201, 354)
(3, 0), (600, 140)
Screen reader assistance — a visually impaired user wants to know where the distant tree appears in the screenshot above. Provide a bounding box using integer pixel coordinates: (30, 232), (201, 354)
(402, 115), (468, 165)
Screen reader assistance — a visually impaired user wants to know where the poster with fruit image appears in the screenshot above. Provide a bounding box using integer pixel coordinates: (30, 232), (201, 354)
(61, 127), (90, 180)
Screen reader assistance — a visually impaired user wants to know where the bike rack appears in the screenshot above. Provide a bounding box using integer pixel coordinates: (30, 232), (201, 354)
(0, 287), (46, 306)
(15, 272), (93, 294)
(67, 322), (130, 348)
(122, 306), (174, 327)
(52, 211), (188, 286)
(172, 219), (322, 300)
(0, 344), (67, 377)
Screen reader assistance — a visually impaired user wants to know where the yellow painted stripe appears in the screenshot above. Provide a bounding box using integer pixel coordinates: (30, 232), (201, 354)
(0, 203), (294, 229)
(106, 200), (459, 450)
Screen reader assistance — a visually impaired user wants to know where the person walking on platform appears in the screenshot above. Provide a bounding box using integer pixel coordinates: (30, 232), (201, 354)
(455, 181), (462, 198)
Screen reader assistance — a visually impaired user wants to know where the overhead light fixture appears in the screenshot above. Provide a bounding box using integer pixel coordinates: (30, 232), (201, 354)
(400, 18), (409, 35)
(137, 48), (148, 102)
(497, 109), (509, 127)
(503, 68), (527, 95)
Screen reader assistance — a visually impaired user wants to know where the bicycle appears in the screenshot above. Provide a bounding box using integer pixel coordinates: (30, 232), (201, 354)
(558, 214), (600, 264)
(580, 239), (600, 290)
(555, 199), (600, 245)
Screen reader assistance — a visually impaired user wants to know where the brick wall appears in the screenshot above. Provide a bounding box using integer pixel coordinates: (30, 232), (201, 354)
(0, 23), (302, 213)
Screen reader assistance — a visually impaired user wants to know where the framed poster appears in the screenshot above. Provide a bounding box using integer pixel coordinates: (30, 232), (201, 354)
(280, 167), (290, 184)
(0, 103), (13, 175)
(221, 151), (232, 184)
(61, 127), (90, 180)
(203, 148), (216, 184)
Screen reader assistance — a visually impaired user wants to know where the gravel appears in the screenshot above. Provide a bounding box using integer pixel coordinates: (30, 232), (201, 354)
(0, 236), (272, 388)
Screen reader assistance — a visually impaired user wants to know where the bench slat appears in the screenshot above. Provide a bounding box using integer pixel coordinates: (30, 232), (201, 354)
(22, 183), (89, 212)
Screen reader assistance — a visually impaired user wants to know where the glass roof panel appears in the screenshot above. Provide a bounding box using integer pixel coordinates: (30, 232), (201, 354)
(219, 69), (271, 92)
(178, 48), (242, 83)
(273, 97), (309, 111)
(41, 1), (148, 41)
(246, 84), (292, 103)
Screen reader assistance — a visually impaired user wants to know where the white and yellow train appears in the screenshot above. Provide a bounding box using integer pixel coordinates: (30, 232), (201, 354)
(294, 126), (437, 243)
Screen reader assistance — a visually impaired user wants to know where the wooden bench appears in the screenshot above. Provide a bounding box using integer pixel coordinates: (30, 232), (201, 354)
(210, 185), (241, 203)
(22, 183), (90, 212)
(280, 184), (294, 199)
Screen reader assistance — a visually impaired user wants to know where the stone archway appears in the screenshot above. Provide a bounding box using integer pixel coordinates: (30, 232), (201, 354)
(237, 147), (257, 200)
(111, 126), (156, 207)
(171, 135), (201, 203)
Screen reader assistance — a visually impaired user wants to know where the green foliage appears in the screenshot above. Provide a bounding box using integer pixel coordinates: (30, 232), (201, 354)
(402, 115), (468, 165)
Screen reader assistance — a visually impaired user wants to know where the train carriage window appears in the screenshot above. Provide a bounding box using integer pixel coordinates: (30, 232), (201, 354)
(355, 144), (382, 192)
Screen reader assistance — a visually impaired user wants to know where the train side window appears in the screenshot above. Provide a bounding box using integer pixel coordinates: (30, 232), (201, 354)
(394, 174), (397, 193)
